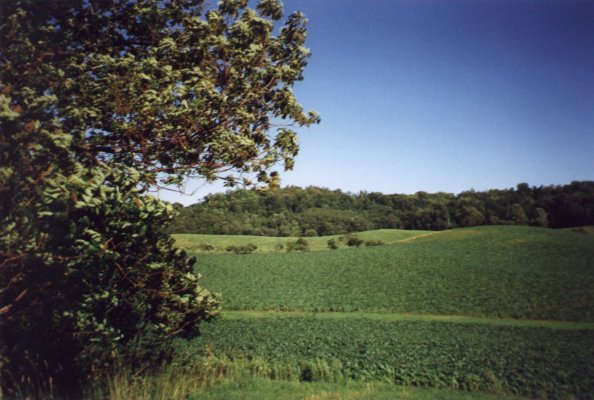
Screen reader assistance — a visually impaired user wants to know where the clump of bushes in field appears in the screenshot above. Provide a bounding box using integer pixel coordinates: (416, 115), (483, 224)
(286, 238), (310, 252)
(198, 243), (215, 251)
(226, 244), (258, 254)
(339, 233), (363, 247)
(331, 235), (383, 249)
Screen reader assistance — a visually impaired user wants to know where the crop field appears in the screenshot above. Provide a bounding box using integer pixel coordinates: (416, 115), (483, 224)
(177, 226), (594, 399)
(181, 316), (594, 399)
(195, 226), (594, 321)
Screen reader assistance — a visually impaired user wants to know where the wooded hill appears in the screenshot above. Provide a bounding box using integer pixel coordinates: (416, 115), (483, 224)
(169, 181), (594, 236)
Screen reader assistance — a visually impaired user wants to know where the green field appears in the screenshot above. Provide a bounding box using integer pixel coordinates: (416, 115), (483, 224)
(175, 226), (594, 399)
(194, 226), (594, 321)
(173, 229), (430, 253)
(181, 317), (593, 399)
(189, 378), (525, 400)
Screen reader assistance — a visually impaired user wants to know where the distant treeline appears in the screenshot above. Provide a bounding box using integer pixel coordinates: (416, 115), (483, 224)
(169, 181), (594, 236)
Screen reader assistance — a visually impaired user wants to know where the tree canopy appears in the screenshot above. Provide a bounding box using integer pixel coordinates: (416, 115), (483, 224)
(1, 0), (318, 187)
(169, 182), (594, 236)
(0, 0), (317, 395)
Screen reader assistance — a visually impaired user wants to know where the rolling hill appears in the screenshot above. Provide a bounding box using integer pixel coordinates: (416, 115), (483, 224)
(174, 225), (594, 399)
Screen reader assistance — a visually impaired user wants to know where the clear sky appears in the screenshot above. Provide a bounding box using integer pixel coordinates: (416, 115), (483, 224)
(159, 0), (594, 205)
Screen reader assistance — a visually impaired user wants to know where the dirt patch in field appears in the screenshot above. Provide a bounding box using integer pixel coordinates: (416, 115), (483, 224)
(398, 229), (486, 243)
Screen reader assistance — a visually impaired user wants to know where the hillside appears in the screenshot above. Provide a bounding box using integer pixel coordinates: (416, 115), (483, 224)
(180, 225), (594, 399)
(173, 229), (430, 253)
(191, 226), (594, 321)
(169, 182), (594, 236)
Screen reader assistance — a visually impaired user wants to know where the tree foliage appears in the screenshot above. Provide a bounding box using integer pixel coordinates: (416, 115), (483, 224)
(170, 182), (594, 236)
(1, 0), (318, 188)
(1, 0), (316, 394)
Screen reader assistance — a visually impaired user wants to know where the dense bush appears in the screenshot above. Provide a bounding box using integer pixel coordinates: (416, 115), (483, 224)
(287, 238), (310, 252)
(0, 157), (220, 395)
(226, 244), (258, 254)
(345, 235), (364, 248)
(327, 239), (338, 250)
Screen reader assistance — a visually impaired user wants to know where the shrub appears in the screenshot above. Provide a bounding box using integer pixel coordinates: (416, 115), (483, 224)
(327, 239), (338, 250)
(198, 243), (215, 251)
(287, 238), (310, 252)
(0, 161), (220, 395)
(226, 244), (258, 254)
(364, 240), (384, 247)
(345, 235), (364, 247)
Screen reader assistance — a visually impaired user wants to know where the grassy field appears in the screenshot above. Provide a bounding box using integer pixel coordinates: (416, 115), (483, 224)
(189, 378), (525, 400)
(173, 229), (430, 253)
(194, 226), (594, 321)
(171, 226), (594, 399)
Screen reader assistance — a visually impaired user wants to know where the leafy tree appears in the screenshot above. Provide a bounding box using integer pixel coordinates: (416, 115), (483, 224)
(411, 202), (452, 230)
(533, 207), (549, 227)
(169, 183), (594, 235)
(509, 203), (528, 225)
(0, 0), (317, 394)
(1, 0), (318, 188)
(457, 206), (485, 227)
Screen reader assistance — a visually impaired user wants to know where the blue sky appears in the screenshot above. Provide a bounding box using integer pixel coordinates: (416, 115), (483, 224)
(160, 0), (594, 205)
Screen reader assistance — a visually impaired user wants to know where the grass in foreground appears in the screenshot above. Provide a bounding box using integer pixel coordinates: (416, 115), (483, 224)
(189, 378), (525, 400)
(179, 315), (594, 399)
(90, 368), (525, 400)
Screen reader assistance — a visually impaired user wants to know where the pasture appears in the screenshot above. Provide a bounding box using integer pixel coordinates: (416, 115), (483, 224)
(172, 229), (430, 253)
(175, 226), (594, 399)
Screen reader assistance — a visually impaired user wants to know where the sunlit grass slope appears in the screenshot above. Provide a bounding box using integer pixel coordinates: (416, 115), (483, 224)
(173, 229), (430, 253)
(561, 225), (594, 235)
(195, 226), (594, 321)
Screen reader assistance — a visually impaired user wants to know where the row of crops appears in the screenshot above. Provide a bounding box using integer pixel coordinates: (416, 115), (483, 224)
(182, 226), (594, 398)
(180, 316), (594, 399)
(197, 226), (594, 321)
